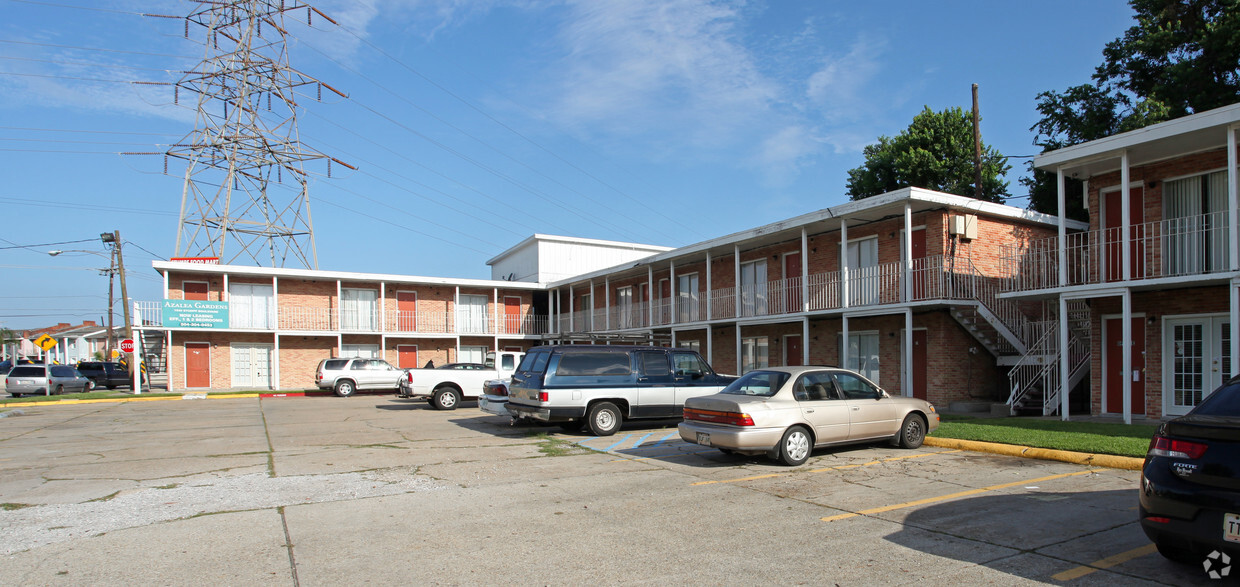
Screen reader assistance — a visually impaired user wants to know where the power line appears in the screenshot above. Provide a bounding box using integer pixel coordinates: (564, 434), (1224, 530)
(0, 39), (194, 60)
(0, 126), (179, 137)
(0, 238), (99, 251)
(4, 0), (148, 16)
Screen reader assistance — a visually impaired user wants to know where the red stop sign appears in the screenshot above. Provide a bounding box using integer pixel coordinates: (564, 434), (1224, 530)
(119, 339), (135, 353)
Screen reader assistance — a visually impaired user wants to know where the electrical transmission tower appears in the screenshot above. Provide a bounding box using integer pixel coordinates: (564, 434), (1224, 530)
(167, 0), (351, 269)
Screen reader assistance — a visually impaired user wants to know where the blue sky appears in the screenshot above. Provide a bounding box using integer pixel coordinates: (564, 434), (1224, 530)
(1, 0), (1137, 331)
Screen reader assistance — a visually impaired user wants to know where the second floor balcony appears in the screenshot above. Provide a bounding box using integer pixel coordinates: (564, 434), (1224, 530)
(1002, 210), (1233, 293)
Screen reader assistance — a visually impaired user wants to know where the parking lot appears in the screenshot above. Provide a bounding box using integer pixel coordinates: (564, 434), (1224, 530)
(0, 395), (1215, 585)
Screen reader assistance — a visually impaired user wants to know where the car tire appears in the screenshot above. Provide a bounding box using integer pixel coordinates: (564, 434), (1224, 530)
(586, 402), (622, 436)
(55, 384), (65, 395)
(777, 426), (812, 466)
(334, 380), (356, 398)
(10, 393), (21, 398)
(896, 414), (927, 449)
(431, 387), (460, 410)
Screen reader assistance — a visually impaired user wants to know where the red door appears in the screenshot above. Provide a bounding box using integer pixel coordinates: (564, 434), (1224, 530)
(397, 292), (416, 332)
(504, 296), (521, 334)
(185, 342), (210, 388)
(784, 252), (802, 313)
(910, 229), (927, 300)
(1104, 188), (1145, 282)
(785, 335), (803, 367)
(1104, 317), (1146, 415)
(397, 345), (419, 369)
(912, 330), (927, 400)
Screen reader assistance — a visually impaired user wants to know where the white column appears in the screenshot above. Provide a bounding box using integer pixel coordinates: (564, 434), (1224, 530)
(604, 279), (610, 331)
(454, 286), (460, 336)
(569, 286), (575, 332)
(273, 333), (280, 390)
(706, 251), (713, 320)
(800, 229), (809, 312)
(380, 282), (387, 333)
(841, 315), (850, 368)
(1122, 289), (1132, 425)
(801, 317), (809, 365)
(335, 280), (342, 332)
(647, 266), (654, 327)
(1059, 294), (1070, 421)
(589, 280), (596, 332)
(670, 261), (677, 325)
(223, 274), (229, 301)
(166, 329), (174, 392)
(1229, 125), (1238, 271)
(707, 325), (714, 366)
(1057, 167), (1068, 287)
(840, 220), (850, 309)
(1232, 278), (1239, 382)
(735, 324), (742, 374)
(492, 287), (499, 335)
(734, 245), (741, 318)
(132, 301), (142, 393)
(1121, 150), (1132, 282)
(903, 203), (913, 303)
(904, 308), (913, 397)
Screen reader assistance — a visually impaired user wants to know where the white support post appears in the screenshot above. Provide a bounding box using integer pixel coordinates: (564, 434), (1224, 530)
(670, 260), (677, 325)
(840, 220), (850, 309)
(801, 317), (810, 365)
(735, 324), (742, 375)
(904, 204), (913, 303)
(707, 325), (714, 366)
(1230, 125), (1238, 271)
(647, 266), (654, 327)
(380, 282), (387, 333)
(132, 301), (142, 394)
(904, 308), (913, 397)
(604, 279), (610, 331)
(569, 286), (575, 332)
(1122, 289), (1133, 425)
(841, 315), (850, 369)
(223, 273), (229, 302)
(734, 245), (741, 318)
(1232, 278), (1239, 382)
(1059, 294), (1070, 420)
(1121, 150), (1132, 282)
(1057, 167), (1068, 287)
(589, 280), (596, 332)
(801, 229), (809, 312)
(551, 288), (558, 335)
(166, 329), (173, 393)
(705, 251), (713, 320)
(336, 280), (342, 332)
(493, 287), (499, 336)
(454, 286), (461, 335)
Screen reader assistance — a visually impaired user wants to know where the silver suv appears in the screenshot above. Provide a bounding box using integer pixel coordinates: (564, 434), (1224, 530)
(314, 358), (404, 397)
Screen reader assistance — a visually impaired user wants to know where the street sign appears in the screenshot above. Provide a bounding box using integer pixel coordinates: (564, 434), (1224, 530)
(34, 334), (57, 351)
(119, 339), (135, 353)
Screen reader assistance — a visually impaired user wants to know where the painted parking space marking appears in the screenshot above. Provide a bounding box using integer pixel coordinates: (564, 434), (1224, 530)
(631, 433), (654, 449)
(1050, 543), (1157, 581)
(602, 435), (633, 452)
(820, 469), (1095, 522)
(691, 450), (962, 486)
(648, 432), (678, 448)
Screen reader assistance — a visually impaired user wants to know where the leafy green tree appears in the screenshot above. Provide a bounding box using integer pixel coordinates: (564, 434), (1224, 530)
(1028, 0), (1240, 217)
(846, 106), (1011, 203)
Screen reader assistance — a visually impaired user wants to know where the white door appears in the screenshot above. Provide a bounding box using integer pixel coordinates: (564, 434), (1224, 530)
(230, 343), (272, 388)
(1166, 316), (1232, 416)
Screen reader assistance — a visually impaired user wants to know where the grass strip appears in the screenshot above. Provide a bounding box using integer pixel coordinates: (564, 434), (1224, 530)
(930, 415), (1157, 458)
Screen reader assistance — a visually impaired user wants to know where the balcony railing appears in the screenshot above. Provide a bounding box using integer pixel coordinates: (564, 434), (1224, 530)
(1002, 210), (1233, 292)
(135, 301), (548, 336)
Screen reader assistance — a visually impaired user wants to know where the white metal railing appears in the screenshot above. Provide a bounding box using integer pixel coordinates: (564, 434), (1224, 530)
(136, 302), (548, 336)
(1002, 210), (1232, 292)
(1007, 315), (1091, 415)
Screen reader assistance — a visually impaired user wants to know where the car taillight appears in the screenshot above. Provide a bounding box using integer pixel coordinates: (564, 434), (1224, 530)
(684, 407), (754, 426)
(538, 391), (548, 402)
(1147, 435), (1208, 459)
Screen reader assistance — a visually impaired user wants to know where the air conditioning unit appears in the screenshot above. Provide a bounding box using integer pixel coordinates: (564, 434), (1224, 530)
(949, 214), (978, 240)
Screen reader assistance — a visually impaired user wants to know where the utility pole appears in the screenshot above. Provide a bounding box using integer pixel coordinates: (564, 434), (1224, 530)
(102, 231), (132, 375)
(972, 83), (983, 200)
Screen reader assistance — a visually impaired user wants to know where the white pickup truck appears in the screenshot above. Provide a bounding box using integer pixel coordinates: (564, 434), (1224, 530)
(397, 351), (523, 410)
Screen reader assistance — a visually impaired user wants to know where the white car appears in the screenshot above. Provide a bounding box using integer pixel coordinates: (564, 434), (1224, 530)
(679, 366), (939, 466)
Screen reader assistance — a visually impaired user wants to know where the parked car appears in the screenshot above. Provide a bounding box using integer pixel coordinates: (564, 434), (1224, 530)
(478, 379), (510, 417)
(398, 351), (523, 410)
(505, 345), (733, 436)
(678, 366), (940, 466)
(314, 358), (405, 397)
(76, 361), (144, 389)
(6, 364), (94, 397)
(1139, 374), (1240, 565)
(0, 357), (37, 374)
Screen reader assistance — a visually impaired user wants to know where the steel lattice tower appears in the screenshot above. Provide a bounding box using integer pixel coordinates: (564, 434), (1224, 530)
(168, 0), (348, 269)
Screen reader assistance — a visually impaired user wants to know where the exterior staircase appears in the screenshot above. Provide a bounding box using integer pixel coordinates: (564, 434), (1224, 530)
(1005, 301), (1091, 415)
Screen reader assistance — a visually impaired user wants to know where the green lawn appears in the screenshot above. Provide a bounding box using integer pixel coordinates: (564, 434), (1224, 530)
(931, 415), (1159, 458)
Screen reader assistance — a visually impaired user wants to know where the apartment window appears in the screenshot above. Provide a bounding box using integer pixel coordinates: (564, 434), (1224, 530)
(229, 283), (274, 329)
(616, 286), (634, 328)
(740, 260), (767, 317)
(677, 273), (700, 322)
(741, 336), (769, 374)
(1164, 170), (1230, 275)
(457, 294), (488, 334)
(341, 288), (378, 331)
(845, 331), (880, 384)
(847, 237), (880, 305)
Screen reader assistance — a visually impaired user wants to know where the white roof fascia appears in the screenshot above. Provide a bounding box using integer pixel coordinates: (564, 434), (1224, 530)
(485, 233), (673, 266)
(547, 187), (1080, 287)
(151, 261), (547, 290)
(1034, 102), (1240, 171)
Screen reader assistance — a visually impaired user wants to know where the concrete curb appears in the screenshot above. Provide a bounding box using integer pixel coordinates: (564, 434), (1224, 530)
(925, 436), (1144, 471)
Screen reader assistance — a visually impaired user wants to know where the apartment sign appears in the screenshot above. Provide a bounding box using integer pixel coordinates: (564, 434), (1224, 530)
(162, 300), (229, 329)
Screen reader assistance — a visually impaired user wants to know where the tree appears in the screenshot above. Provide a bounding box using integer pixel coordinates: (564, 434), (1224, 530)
(1028, 0), (1240, 217)
(846, 106), (1011, 203)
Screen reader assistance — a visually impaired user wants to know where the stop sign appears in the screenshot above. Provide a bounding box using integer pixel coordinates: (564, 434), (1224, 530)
(119, 339), (135, 353)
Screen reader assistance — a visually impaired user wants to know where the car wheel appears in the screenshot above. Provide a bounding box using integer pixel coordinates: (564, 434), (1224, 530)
(777, 426), (812, 466)
(334, 380), (356, 398)
(896, 414), (927, 449)
(10, 393), (21, 398)
(84, 381), (95, 392)
(55, 384), (65, 395)
(586, 402), (622, 436)
(1154, 539), (1199, 564)
(431, 387), (460, 410)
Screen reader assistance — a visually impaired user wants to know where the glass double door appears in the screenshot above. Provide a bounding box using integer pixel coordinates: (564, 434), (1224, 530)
(1166, 316), (1232, 416)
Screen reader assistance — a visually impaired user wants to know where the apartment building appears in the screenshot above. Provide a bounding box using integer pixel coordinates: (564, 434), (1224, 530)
(1003, 103), (1240, 422)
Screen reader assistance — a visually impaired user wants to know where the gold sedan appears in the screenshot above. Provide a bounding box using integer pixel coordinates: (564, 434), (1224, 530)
(678, 366), (939, 466)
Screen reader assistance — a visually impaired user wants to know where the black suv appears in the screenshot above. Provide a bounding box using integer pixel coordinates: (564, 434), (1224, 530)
(76, 361), (143, 389)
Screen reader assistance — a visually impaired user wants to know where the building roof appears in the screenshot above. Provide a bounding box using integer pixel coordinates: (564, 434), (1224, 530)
(150, 261), (547, 289)
(1034, 102), (1240, 178)
(485, 234), (673, 266)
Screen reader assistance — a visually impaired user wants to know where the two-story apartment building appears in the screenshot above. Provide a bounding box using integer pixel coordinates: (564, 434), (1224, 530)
(1004, 103), (1240, 423)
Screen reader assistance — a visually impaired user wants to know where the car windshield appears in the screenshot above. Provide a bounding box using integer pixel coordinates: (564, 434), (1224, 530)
(720, 370), (790, 397)
(1191, 380), (1240, 417)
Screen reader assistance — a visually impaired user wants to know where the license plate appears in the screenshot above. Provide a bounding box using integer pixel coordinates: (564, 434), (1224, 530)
(696, 432), (711, 446)
(1226, 513), (1240, 544)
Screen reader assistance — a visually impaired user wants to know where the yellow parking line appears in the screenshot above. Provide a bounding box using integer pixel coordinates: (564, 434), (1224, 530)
(1050, 544), (1158, 581)
(820, 469), (1094, 522)
(691, 450), (962, 486)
